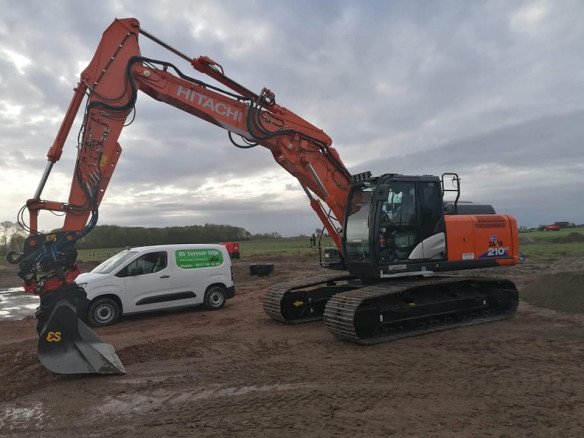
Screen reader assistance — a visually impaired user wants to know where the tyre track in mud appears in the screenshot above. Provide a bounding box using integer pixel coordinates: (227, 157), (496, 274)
(6, 305), (584, 437)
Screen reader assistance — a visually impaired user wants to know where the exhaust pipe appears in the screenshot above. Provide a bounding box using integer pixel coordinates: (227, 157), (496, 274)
(36, 285), (125, 375)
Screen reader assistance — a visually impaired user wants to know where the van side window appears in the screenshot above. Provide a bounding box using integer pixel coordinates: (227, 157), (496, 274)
(117, 251), (167, 277)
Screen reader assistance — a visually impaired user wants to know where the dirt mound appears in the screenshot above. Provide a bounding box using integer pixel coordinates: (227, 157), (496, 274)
(565, 232), (584, 242)
(547, 255), (584, 273)
(520, 272), (584, 314)
(551, 232), (584, 243)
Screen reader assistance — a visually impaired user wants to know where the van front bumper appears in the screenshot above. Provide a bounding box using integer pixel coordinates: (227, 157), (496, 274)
(226, 286), (235, 299)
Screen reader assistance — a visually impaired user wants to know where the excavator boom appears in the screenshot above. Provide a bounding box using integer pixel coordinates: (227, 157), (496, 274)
(27, 18), (352, 249)
(8, 18), (353, 374)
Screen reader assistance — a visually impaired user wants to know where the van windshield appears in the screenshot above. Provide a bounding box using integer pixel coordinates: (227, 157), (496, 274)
(92, 250), (138, 274)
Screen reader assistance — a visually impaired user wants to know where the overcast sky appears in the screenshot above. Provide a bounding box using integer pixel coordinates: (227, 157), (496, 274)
(0, 0), (583, 236)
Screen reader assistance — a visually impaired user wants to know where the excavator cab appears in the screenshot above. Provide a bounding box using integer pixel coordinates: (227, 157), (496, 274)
(343, 174), (447, 277)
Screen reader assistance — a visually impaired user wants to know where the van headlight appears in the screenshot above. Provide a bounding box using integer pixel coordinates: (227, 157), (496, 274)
(77, 282), (87, 288)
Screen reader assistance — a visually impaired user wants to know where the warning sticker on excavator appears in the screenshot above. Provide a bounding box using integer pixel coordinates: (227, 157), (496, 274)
(99, 155), (108, 169)
(480, 235), (509, 258)
(175, 249), (223, 269)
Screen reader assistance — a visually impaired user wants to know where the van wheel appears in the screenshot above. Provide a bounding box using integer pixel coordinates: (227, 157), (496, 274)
(88, 298), (120, 327)
(204, 286), (226, 310)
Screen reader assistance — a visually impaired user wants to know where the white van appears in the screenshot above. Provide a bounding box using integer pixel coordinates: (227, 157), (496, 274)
(76, 244), (235, 326)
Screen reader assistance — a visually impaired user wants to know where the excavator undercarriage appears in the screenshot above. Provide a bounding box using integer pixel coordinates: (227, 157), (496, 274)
(264, 275), (518, 344)
(263, 272), (359, 323)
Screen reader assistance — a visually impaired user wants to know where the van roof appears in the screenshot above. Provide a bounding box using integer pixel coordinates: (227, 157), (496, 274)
(127, 244), (226, 252)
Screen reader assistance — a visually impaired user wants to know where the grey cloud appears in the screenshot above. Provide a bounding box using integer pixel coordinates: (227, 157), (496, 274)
(98, 190), (315, 235)
(1, 1), (583, 235)
(360, 110), (584, 173)
(358, 109), (584, 226)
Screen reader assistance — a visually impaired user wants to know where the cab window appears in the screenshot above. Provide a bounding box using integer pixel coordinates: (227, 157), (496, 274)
(117, 251), (167, 277)
(345, 185), (375, 263)
(380, 183), (416, 226)
(420, 182), (443, 236)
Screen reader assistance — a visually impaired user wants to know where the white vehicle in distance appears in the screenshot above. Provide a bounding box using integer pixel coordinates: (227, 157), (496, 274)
(76, 244), (235, 326)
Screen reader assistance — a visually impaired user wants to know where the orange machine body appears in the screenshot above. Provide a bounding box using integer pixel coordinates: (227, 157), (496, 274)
(445, 214), (519, 266)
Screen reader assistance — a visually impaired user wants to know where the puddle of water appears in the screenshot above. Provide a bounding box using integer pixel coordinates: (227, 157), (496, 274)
(0, 287), (25, 294)
(95, 383), (308, 418)
(0, 288), (39, 321)
(118, 375), (173, 385)
(0, 402), (46, 430)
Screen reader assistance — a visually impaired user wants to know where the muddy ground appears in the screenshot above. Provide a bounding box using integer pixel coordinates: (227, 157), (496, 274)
(0, 254), (583, 437)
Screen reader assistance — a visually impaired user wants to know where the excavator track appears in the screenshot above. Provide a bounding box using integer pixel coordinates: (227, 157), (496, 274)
(263, 272), (358, 323)
(324, 276), (518, 345)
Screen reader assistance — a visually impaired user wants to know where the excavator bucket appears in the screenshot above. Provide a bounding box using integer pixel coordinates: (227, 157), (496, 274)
(35, 285), (125, 375)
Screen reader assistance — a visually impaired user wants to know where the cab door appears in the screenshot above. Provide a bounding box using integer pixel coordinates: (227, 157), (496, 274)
(375, 181), (420, 263)
(116, 250), (174, 313)
(374, 179), (443, 264)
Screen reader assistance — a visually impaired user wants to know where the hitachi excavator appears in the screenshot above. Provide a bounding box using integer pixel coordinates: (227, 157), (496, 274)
(8, 18), (519, 375)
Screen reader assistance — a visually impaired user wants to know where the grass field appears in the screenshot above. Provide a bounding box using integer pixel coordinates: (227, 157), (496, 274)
(519, 242), (584, 259)
(76, 237), (334, 263)
(239, 237), (334, 256)
(521, 227), (584, 242)
(77, 247), (126, 263)
(519, 227), (584, 259)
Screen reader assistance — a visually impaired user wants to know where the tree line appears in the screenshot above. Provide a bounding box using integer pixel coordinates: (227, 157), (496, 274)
(76, 224), (251, 249)
(0, 221), (26, 256)
(0, 221), (293, 254)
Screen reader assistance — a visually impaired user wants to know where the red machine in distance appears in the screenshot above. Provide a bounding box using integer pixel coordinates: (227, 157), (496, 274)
(220, 242), (241, 259)
(9, 18), (519, 374)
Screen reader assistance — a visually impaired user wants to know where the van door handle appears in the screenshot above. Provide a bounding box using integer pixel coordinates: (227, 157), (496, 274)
(160, 275), (170, 279)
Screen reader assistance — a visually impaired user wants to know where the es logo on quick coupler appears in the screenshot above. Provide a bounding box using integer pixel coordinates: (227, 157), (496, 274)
(46, 331), (62, 342)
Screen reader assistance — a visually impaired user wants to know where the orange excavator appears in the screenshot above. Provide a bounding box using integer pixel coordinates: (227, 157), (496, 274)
(7, 18), (519, 374)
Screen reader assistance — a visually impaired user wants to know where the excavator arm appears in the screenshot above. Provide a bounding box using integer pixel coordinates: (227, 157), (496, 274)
(8, 18), (353, 374)
(19, 18), (352, 290)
